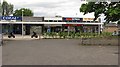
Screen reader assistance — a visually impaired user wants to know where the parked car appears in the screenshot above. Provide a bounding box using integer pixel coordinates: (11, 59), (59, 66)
(112, 31), (119, 36)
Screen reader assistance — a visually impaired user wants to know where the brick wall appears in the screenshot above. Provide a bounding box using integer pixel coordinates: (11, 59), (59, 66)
(103, 26), (118, 32)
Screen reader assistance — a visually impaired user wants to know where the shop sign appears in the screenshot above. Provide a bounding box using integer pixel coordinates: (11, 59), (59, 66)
(1, 16), (22, 20)
(83, 18), (99, 21)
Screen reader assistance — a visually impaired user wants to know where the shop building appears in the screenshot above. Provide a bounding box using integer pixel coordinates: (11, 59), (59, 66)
(103, 23), (118, 33)
(1, 16), (103, 35)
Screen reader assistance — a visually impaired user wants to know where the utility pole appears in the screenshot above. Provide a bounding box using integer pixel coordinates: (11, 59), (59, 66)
(22, 9), (24, 38)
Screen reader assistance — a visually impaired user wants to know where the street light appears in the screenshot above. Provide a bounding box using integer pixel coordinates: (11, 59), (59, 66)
(22, 9), (24, 37)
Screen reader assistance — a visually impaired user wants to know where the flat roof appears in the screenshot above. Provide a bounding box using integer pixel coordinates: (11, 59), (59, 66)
(0, 21), (103, 25)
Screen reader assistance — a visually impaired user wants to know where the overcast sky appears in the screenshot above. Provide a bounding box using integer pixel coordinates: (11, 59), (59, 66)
(1, 0), (106, 22)
(1, 0), (98, 18)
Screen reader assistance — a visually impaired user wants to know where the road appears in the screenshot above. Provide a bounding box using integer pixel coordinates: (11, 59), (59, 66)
(2, 39), (118, 65)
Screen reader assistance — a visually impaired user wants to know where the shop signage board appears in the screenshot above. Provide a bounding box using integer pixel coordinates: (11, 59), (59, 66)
(83, 18), (99, 21)
(0, 16), (22, 20)
(63, 17), (83, 22)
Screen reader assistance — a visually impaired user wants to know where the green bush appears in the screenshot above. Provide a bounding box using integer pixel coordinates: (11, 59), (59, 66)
(43, 31), (114, 39)
(58, 32), (63, 38)
(101, 32), (112, 37)
(75, 32), (81, 38)
(63, 32), (68, 38)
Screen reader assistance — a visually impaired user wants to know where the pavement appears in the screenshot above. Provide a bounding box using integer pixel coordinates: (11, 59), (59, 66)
(2, 39), (118, 65)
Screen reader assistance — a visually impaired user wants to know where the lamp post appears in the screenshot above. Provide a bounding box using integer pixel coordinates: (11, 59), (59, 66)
(22, 9), (24, 37)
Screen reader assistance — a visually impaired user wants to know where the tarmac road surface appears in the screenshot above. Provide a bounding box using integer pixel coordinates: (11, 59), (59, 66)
(2, 39), (118, 65)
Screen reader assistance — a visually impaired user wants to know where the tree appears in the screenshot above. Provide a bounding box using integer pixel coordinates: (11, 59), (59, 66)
(0, 3), (2, 16)
(80, 1), (120, 23)
(13, 8), (33, 16)
(2, 0), (13, 16)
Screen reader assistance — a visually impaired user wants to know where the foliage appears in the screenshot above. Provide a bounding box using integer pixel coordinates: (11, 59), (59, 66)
(58, 32), (63, 38)
(118, 21), (120, 24)
(101, 32), (112, 37)
(13, 8), (33, 16)
(42, 32), (114, 39)
(61, 32), (68, 38)
(69, 32), (76, 38)
(2, 0), (13, 16)
(80, 2), (120, 23)
(75, 32), (81, 38)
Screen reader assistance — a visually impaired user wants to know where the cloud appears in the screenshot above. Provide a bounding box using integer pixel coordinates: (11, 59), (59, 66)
(4, 0), (94, 17)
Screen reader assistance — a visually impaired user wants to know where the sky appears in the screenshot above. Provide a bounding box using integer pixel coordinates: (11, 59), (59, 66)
(1, 0), (98, 18)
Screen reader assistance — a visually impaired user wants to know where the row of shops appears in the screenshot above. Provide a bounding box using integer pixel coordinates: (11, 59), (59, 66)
(2, 24), (100, 35)
(1, 16), (102, 35)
